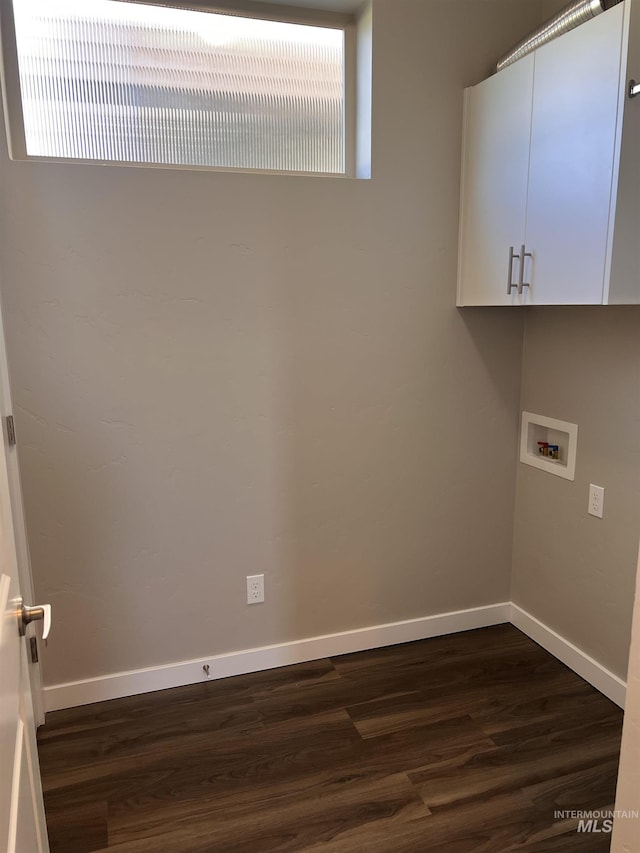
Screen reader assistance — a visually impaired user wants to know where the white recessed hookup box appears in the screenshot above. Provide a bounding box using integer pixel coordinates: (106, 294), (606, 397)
(519, 412), (578, 481)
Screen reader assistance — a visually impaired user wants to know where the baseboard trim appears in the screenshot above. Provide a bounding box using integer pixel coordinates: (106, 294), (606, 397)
(44, 602), (511, 712)
(45, 602), (627, 712)
(510, 603), (626, 709)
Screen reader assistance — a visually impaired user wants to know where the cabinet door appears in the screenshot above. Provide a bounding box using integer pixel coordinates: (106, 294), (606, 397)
(524, 4), (625, 305)
(607, 0), (640, 304)
(457, 56), (533, 306)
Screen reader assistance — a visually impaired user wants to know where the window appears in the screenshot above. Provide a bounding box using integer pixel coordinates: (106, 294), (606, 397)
(5, 0), (351, 174)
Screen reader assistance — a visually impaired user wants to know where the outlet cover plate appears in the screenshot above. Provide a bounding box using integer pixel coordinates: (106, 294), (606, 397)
(588, 484), (605, 518)
(247, 574), (265, 604)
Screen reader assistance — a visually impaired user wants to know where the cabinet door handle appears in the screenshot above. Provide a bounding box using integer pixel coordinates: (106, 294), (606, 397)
(518, 244), (533, 294)
(629, 79), (640, 98)
(507, 246), (519, 294)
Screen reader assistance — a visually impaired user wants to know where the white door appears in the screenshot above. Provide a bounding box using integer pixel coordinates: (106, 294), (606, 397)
(457, 54), (534, 306)
(0, 317), (49, 852)
(524, 3), (624, 305)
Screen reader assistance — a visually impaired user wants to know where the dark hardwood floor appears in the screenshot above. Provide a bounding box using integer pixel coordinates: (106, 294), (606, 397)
(37, 625), (623, 853)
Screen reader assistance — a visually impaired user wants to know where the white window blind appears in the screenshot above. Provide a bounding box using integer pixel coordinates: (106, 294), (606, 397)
(12, 0), (346, 173)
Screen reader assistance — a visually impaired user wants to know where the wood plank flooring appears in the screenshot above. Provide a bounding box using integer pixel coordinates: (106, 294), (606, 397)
(37, 625), (624, 852)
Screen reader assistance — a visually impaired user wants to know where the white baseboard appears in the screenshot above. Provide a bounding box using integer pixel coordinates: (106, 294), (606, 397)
(44, 602), (511, 712)
(510, 603), (626, 709)
(45, 601), (627, 712)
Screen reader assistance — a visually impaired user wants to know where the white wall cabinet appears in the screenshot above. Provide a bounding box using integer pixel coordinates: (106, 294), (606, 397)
(457, 0), (639, 306)
(457, 56), (534, 306)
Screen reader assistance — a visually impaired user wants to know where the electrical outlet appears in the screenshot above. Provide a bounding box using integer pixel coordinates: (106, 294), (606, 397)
(588, 484), (605, 519)
(247, 574), (265, 604)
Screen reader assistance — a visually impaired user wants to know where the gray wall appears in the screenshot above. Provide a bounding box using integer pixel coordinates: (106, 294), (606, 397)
(0, 0), (540, 686)
(502, 0), (640, 682)
(612, 548), (640, 850)
(512, 308), (640, 678)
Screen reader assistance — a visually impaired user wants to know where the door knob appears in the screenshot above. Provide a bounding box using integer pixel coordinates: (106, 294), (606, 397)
(17, 597), (52, 640)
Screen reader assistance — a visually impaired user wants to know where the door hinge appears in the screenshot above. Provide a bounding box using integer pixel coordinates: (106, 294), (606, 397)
(5, 415), (16, 446)
(29, 636), (39, 663)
